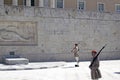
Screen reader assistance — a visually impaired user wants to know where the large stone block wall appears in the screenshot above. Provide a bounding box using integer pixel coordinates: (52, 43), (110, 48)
(0, 6), (120, 62)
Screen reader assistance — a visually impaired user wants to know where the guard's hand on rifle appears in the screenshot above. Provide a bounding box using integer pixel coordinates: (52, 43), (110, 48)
(89, 65), (92, 69)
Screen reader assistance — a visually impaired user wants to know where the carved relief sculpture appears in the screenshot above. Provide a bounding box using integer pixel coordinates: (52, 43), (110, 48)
(0, 21), (37, 46)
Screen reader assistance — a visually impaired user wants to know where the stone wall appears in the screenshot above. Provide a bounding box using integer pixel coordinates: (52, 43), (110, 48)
(0, 5), (120, 62)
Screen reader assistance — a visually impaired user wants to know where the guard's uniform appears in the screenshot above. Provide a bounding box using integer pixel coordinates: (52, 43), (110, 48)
(90, 50), (102, 80)
(71, 44), (79, 66)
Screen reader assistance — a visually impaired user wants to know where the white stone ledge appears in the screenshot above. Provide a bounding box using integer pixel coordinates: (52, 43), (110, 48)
(5, 58), (29, 65)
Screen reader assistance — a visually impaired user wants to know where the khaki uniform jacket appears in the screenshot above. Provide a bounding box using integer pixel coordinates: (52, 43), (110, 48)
(71, 46), (79, 57)
(90, 58), (102, 79)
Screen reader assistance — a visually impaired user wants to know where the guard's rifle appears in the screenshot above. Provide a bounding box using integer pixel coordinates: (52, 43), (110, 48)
(89, 44), (107, 68)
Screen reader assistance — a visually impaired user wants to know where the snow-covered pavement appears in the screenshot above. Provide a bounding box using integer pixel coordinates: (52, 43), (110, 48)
(0, 60), (120, 80)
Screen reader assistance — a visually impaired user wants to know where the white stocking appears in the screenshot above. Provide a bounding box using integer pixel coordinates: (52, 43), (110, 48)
(75, 57), (79, 65)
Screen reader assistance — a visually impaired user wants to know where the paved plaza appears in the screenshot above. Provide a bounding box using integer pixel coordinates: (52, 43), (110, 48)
(0, 60), (120, 80)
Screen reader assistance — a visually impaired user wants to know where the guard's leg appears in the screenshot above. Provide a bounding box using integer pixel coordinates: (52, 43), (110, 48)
(75, 57), (79, 66)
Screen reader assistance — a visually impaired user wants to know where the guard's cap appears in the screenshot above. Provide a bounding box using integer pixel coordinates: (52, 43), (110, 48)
(92, 50), (97, 53)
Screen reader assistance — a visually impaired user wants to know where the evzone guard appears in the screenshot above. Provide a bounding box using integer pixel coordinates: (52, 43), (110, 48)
(71, 43), (80, 67)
